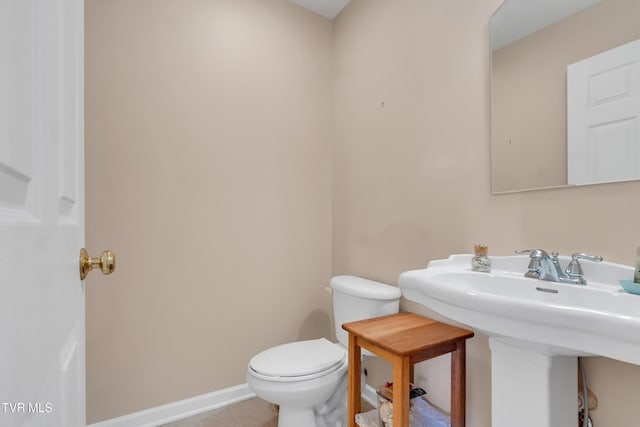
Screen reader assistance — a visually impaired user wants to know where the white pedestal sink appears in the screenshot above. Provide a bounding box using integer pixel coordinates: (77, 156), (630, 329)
(399, 254), (638, 427)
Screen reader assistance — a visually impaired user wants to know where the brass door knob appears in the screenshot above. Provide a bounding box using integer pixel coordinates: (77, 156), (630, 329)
(79, 248), (116, 280)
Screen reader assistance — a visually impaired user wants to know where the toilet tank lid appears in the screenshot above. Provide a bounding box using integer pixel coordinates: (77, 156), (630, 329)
(330, 275), (401, 300)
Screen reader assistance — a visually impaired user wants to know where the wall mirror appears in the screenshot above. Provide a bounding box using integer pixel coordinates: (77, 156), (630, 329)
(490, 0), (640, 194)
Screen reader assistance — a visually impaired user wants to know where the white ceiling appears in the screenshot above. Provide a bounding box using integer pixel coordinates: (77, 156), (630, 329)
(288, 0), (350, 19)
(491, 0), (602, 50)
(290, 0), (603, 46)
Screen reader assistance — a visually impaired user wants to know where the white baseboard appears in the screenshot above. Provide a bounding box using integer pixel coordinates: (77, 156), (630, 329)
(89, 382), (378, 427)
(88, 384), (255, 427)
(362, 384), (378, 408)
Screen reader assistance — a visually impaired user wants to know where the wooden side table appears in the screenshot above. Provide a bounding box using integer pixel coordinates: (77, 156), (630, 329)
(342, 312), (474, 427)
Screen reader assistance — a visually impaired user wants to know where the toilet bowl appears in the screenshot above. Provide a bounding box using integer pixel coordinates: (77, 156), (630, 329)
(246, 276), (402, 427)
(247, 338), (348, 426)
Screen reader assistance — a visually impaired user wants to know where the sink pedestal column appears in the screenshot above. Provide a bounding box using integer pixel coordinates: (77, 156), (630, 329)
(489, 338), (577, 427)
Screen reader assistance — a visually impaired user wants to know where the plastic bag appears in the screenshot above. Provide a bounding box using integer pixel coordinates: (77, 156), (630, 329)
(355, 409), (381, 427)
(377, 397), (450, 427)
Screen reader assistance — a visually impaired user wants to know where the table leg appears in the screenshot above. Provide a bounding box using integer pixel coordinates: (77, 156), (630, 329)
(392, 356), (410, 427)
(348, 333), (361, 427)
(451, 340), (466, 427)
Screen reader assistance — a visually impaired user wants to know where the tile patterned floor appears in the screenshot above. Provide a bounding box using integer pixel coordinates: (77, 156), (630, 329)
(160, 396), (375, 427)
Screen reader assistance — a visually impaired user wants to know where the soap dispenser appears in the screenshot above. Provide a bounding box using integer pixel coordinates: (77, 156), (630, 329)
(472, 244), (492, 273)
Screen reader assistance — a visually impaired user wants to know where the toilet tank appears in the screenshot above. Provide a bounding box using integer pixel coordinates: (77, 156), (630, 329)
(330, 275), (402, 348)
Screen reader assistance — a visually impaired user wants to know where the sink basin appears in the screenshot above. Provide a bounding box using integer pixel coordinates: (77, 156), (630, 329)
(400, 254), (637, 427)
(399, 254), (638, 363)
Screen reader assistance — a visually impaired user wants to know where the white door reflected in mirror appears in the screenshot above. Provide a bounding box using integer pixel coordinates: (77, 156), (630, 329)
(567, 38), (640, 185)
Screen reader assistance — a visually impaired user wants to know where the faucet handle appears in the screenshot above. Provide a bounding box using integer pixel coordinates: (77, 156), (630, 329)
(515, 249), (547, 278)
(571, 253), (603, 263)
(565, 253), (603, 278)
(515, 249), (549, 259)
(513, 249), (549, 258)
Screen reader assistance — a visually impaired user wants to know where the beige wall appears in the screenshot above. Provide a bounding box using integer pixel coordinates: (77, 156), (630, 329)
(86, 0), (640, 426)
(492, 0), (640, 193)
(333, 1), (640, 427)
(85, 0), (332, 422)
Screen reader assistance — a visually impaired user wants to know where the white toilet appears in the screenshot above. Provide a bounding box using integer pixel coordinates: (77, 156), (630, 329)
(246, 275), (401, 427)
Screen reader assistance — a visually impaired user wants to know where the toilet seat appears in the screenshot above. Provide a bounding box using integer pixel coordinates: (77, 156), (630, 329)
(249, 338), (346, 382)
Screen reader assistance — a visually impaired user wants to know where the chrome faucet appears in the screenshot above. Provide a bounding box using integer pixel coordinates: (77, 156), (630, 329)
(515, 249), (603, 285)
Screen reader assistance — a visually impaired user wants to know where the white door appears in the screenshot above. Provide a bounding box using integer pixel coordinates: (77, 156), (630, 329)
(1, 0), (86, 426)
(567, 38), (640, 185)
